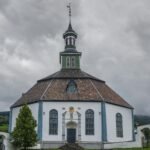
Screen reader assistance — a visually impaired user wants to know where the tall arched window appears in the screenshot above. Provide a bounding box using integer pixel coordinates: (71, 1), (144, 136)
(49, 109), (58, 135)
(72, 38), (74, 45)
(66, 38), (68, 45)
(66, 57), (70, 68)
(71, 57), (75, 68)
(69, 37), (72, 45)
(116, 113), (123, 137)
(85, 109), (94, 135)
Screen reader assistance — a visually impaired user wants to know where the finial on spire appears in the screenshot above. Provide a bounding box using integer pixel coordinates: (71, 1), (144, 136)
(67, 2), (72, 23)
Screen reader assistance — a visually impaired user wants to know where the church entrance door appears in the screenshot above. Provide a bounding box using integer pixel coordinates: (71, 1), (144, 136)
(67, 128), (76, 143)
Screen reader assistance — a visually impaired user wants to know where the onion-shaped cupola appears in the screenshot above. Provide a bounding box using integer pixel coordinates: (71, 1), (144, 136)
(60, 4), (81, 70)
(63, 23), (77, 51)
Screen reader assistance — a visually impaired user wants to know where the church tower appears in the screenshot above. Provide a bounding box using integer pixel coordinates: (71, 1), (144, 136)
(60, 4), (81, 69)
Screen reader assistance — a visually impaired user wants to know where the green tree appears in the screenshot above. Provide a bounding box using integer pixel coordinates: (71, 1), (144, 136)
(0, 116), (8, 124)
(142, 128), (150, 147)
(11, 104), (37, 150)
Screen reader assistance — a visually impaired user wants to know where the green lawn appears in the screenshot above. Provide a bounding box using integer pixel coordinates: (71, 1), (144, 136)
(114, 148), (150, 150)
(45, 149), (147, 150)
(47, 148), (150, 150)
(0, 124), (8, 132)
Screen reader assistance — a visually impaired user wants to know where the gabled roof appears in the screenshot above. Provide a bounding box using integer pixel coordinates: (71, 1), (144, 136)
(11, 69), (133, 109)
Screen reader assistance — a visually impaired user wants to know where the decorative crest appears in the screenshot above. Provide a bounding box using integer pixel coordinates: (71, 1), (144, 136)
(67, 2), (72, 23)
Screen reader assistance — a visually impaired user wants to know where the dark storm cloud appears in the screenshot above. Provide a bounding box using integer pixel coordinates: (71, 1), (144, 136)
(0, 0), (149, 115)
(79, 0), (150, 115)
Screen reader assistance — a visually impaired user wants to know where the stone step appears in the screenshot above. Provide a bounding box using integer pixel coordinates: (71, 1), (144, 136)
(59, 143), (84, 150)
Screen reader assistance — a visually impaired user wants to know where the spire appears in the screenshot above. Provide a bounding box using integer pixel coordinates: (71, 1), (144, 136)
(63, 3), (77, 51)
(67, 3), (72, 24)
(60, 3), (82, 70)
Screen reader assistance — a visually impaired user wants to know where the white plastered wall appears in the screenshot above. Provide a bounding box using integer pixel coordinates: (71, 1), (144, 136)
(42, 101), (102, 142)
(105, 103), (133, 142)
(11, 101), (133, 145)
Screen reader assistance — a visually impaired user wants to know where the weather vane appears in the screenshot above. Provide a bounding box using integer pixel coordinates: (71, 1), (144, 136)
(67, 2), (72, 23)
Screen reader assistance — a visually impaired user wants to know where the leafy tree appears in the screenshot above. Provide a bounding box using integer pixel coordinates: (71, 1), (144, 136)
(142, 128), (150, 147)
(11, 104), (37, 150)
(0, 116), (8, 124)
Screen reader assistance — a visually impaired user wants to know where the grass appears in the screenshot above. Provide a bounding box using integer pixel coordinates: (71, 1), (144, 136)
(0, 124), (8, 132)
(33, 148), (150, 150)
(45, 148), (150, 150)
(114, 148), (150, 150)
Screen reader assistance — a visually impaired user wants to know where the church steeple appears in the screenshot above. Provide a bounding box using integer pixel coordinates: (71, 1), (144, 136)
(63, 23), (77, 51)
(60, 3), (81, 70)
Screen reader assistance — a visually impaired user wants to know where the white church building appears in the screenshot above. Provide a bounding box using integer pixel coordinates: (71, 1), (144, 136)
(8, 10), (134, 149)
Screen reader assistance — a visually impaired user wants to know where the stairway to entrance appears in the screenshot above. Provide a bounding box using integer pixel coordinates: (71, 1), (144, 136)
(59, 143), (84, 150)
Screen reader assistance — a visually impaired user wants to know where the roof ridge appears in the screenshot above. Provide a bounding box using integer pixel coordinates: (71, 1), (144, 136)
(89, 79), (105, 101)
(40, 71), (59, 100)
(40, 80), (53, 100)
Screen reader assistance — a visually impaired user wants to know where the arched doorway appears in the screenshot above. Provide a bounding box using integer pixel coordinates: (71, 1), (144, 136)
(66, 121), (77, 143)
(62, 110), (81, 142)
(0, 135), (5, 150)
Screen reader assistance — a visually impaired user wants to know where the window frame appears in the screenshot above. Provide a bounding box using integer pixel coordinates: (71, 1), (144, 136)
(85, 109), (94, 135)
(49, 109), (58, 135)
(71, 56), (75, 68)
(66, 80), (77, 93)
(66, 56), (70, 68)
(116, 113), (123, 137)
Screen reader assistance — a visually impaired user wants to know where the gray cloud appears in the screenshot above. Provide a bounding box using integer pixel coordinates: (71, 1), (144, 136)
(0, 0), (150, 115)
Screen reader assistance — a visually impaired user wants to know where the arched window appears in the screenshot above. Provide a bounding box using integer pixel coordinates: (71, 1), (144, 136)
(73, 38), (75, 45)
(66, 80), (77, 93)
(66, 38), (68, 45)
(116, 113), (123, 137)
(85, 109), (94, 135)
(72, 38), (74, 45)
(49, 109), (58, 135)
(69, 37), (72, 45)
(71, 57), (75, 68)
(66, 57), (70, 68)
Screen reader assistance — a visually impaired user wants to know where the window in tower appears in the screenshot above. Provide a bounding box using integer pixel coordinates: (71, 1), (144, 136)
(67, 38), (70, 45)
(71, 37), (74, 45)
(69, 37), (72, 45)
(66, 38), (68, 45)
(73, 38), (75, 46)
(66, 80), (77, 93)
(71, 57), (75, 68)
(66, 57), (70, 68)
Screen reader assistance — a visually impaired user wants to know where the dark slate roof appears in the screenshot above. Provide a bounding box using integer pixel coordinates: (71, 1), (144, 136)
(67, 23), (74, 32)
(63, 23), (77, 38)
(11, 69), (133, 109)
(38, 69), (104, 82)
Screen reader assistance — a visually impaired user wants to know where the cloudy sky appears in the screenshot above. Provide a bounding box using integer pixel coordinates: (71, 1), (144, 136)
(0, 0), (150, 115)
